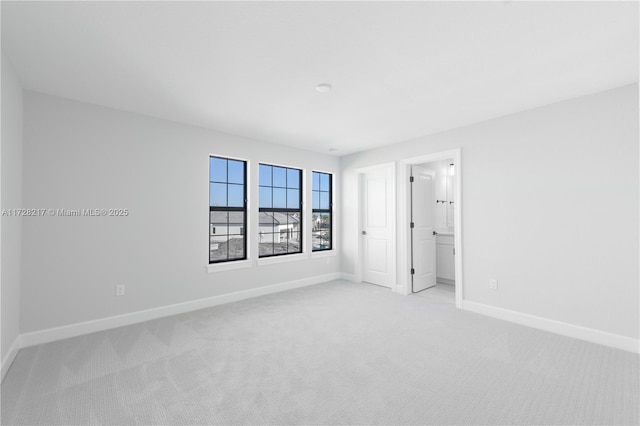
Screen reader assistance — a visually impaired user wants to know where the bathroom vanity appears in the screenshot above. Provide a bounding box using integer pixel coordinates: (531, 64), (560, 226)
(436, 233), (455, 285)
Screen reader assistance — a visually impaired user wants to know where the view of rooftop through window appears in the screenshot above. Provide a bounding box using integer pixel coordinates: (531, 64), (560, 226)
(258, 164), (302, 257)
(209, 156), (246, 263)
(312, 171), (332, 251)
(209, 160), (329, 262)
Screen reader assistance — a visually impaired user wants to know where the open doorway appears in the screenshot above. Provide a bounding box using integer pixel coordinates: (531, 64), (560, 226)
(410, 161), (455, 296)
(399, 149), (463, 308)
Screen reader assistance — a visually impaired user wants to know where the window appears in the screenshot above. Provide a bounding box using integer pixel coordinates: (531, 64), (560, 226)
(209, 156), (246, 263)
(312, 171), (332, 251)
(259, 164), (302, 257)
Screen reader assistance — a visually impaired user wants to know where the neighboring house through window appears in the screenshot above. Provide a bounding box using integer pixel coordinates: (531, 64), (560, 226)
(312, 171), (332, 251)
(209, 156), (247, 263)
(259, 164), (302, 257)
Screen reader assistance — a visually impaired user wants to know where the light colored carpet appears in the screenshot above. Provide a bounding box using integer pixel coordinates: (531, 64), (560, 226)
(1, 280), (638, 425)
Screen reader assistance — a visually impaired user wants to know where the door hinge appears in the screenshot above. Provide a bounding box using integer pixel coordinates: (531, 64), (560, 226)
(410, 222), (415, 228)
(411, 268), (415, 275)
(453, 248), (456, 255)
(409, 176), (414, 182)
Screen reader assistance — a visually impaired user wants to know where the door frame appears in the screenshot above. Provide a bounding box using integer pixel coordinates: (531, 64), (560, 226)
(398, 149), (463, 308)
(354, 162), (397, 289)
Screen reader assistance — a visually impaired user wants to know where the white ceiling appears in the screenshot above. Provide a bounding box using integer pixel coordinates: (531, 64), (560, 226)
(2, 1), (638, 156)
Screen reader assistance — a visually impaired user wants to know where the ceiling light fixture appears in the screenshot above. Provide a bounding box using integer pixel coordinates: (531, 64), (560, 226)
(316, 83), (332, 93)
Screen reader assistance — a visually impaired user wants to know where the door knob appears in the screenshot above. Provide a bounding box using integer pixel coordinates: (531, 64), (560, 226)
(433, 231), (438, 236)
(362, 231), (367, 235)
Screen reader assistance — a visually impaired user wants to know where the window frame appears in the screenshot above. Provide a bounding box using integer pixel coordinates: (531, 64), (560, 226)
(209, 155), (248, 264)
(312, 171), (333, 252)
(258, 163), (303, 258)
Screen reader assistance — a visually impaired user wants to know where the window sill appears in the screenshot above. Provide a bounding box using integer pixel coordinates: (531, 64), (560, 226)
(207, 251), (319, 271)
(311, 250), (336, 259)
(257, 252), (309, 266)
(207, 259), (253, 273)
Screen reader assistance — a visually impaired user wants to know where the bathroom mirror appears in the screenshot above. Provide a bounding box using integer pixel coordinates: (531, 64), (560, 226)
(446, 164), (455, 230)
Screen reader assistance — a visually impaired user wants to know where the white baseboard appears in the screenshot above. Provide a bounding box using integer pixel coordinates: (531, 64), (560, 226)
(20, 272), (341, 348)
(339, 272), (358, 282)
(1, 336), (21, 382)
(462, 300), (639, 354)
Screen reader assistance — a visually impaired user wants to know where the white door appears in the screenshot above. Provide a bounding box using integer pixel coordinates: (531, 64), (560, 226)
(411, 165), (436, 292)
(361, 167), (394, 288)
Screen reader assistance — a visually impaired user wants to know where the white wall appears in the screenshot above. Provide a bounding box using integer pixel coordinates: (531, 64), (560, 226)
(20, 92), (340, 334)
(1, 55), (23, 371)
(341, 84), (639, 340)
